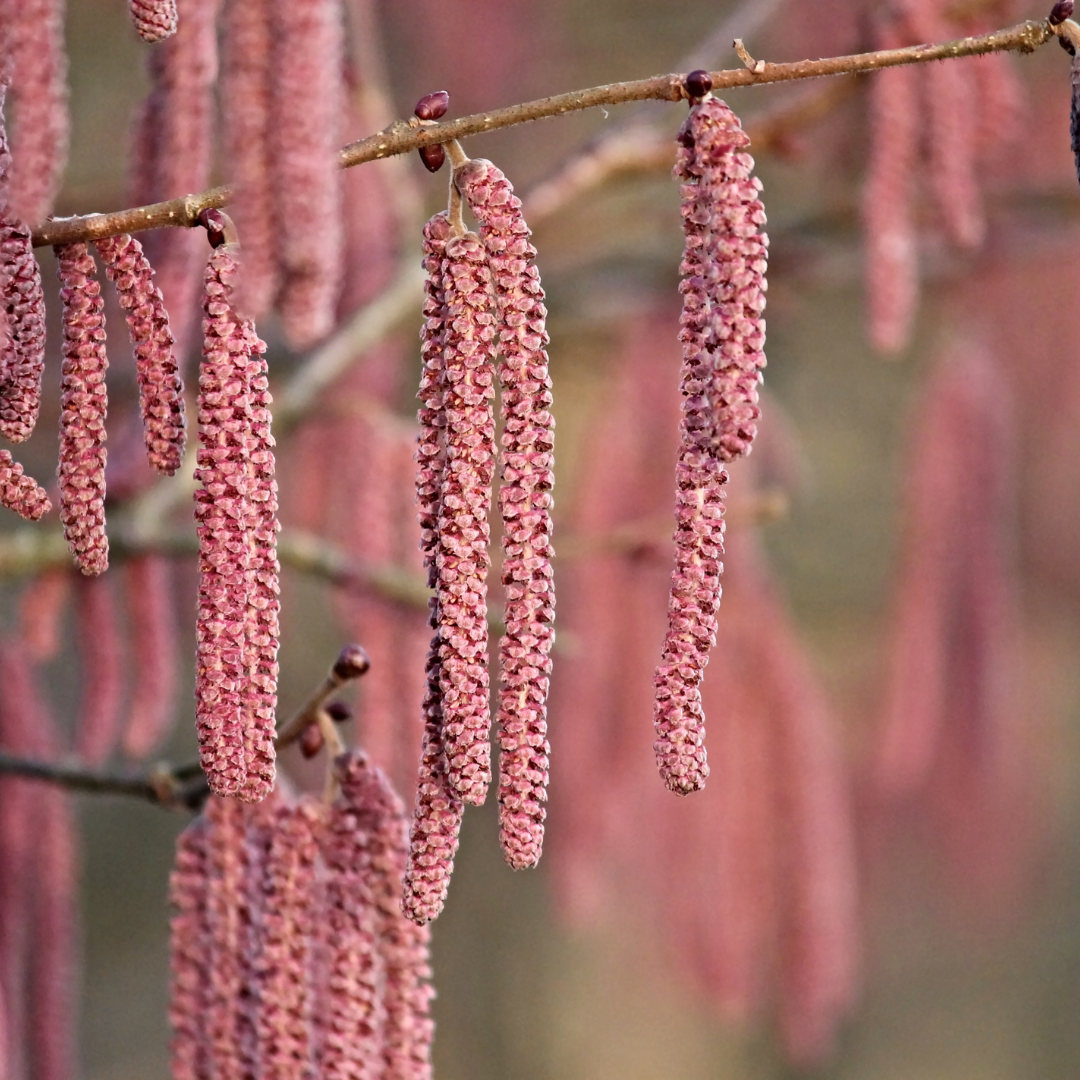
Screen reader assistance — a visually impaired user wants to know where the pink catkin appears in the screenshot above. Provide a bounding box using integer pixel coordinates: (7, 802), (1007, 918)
(122, 555), (180, 760)
(56, 242), (110, 577)
(95, 233), (185, 475)
(455, 158), (555, 869)
(255, 800), (322, 1080)
(319, 752), (386, 1080)
(436, 231), (497, 805)
(220, 0), (278, 320)
(0, 639), (56, 1080)
(130, 0), (179, 42)
(195, 243), (279, 800)
(202, 796), (253, 1080)
(651, 97), (769, 795)
(914, 11), (984, 249)
(402, 620), (464, 925)
(134, 0), (223, 362)
(269, 0), (345, 348)
(0, 82), (47, 445)
(6, 0), (68, 226)
(73, 574), (125, 766)
(403, 214), (465, 924)
(651, 110), (729, 796)
(365, 770), (435, 1080)
(863, 52), (919, 353)
(168, 818), (209, 1080)
(0, 449), (50, 521)
(677, 97), (769, 463)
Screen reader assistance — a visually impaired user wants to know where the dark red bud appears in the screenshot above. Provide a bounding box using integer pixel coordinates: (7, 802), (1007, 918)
(198, 208), (228, 247)
(299, 723), (324, 759)
(415, 91), (450, 121)
(1050, 0), (1074, 24)
(325, 700), (352, 723)
(419, 144), (446, 173)
(333, 643), (371, 681)
(684, 70), (713, 99)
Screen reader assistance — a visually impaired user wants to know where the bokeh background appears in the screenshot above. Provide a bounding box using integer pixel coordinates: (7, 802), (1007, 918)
(11, 0), (1080, 1076)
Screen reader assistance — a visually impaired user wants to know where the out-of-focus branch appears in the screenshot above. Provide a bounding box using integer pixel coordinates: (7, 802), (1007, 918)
(0, 645), (373, 808)
(30, 18), (1056, 248)
(0, 751), (209, 809)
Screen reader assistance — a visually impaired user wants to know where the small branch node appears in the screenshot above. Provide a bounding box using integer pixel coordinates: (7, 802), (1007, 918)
(733, 38), (765, 73)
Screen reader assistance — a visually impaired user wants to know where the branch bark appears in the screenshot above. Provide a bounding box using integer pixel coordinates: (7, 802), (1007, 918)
(30, 18), (1056, 249)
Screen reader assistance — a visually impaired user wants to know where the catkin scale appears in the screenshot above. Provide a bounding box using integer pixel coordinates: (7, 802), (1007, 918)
(130, 0), (179, 43)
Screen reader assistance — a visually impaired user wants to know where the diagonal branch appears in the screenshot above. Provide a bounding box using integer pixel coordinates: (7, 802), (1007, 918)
(30, 18), (1057, 249)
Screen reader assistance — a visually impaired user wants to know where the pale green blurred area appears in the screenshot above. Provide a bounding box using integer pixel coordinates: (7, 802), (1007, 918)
(42, 0), (1080, 1077)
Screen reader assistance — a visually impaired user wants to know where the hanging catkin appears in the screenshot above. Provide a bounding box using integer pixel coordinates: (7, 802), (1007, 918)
(404, 212), (465, 923)
(55, 242), (110, 577)
(653, 78), (768, 795)
(194, 234), (279, 800)
(95, 232), (185, 474)
(455, 157), (555, 870)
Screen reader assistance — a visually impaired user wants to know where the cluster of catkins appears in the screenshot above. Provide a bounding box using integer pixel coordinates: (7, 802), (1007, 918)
(133, 0), (357, 355)
(861, 0), (1026, 351)
(169, 751), (435, 1080)
(653, 72), (769, 795)
(0, 78), (186, 564)
(403, 144), (555, 923)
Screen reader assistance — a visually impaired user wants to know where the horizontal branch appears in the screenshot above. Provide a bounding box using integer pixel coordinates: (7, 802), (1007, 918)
(30, 17), (1056, 249)
(0, 647), (371, 808)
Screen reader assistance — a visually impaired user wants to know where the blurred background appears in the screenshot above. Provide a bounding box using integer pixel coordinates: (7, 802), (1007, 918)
(8, 0), (1080, 1076)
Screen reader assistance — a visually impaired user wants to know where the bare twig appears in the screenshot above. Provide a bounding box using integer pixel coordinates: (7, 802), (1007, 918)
(0, 645), (373, 808)
(30, 19), (1055, 249)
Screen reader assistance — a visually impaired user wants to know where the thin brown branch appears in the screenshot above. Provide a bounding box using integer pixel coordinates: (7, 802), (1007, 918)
(0, 751), (208, 809)
(0, 645), (372, 807)
(29, 18), (1055, 249)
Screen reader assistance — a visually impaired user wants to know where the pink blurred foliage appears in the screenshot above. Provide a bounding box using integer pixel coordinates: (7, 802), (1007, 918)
(73, 573), (126, 766)
(871, 334), (1043, 918)
(1, 0), (68, 227)
(122, 554), (180, 760)
(132, 0), (223, 363)
(550, 311), (858, 1061)
(378, 0), (544, 117)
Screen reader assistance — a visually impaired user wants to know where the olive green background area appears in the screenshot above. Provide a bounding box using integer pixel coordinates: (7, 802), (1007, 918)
(29, 0), (1080, 1077)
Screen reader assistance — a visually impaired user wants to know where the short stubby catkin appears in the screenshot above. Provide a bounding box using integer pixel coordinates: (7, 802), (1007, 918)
(55, 242), (110, 576)
(455, 158), (554, 870)
(436, 231), (498, 805)
(95, 233), (185, 474)
(0, 449), (50, 521)
(194, 243), (279, 801)
(130, 0), (179, 42)
(654, 93), (768, 796)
